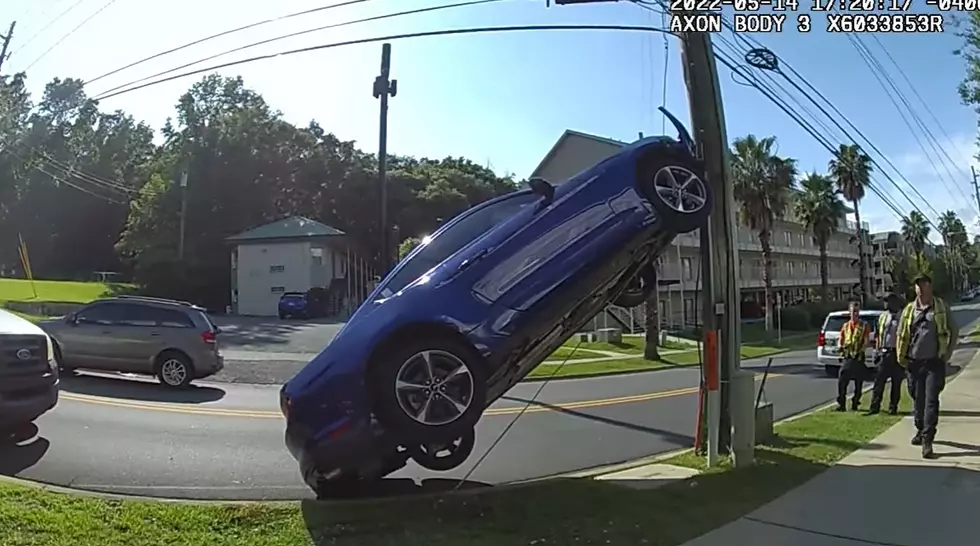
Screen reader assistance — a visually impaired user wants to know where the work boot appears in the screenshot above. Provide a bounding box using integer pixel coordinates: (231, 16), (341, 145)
(911, 433), (923, 446)
(834, 405), (846, 412)
(865, 407), (880, 416)
(887, 407), (899, 416)
(851, 401), (861, 411)
(922, 442), (936, 459)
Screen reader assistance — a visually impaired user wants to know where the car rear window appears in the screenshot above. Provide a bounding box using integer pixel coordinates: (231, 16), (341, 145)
(282, 293), (306, 300)
(824, 313), (879, 333)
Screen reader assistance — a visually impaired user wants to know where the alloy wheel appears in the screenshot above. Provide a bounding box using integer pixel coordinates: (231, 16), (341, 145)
(653, 165), (708, 214)
(394, 350), (474, 426)
(160, 359), (187, 386)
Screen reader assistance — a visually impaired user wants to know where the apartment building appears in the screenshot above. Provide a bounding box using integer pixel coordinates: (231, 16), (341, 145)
(870, 231), (904, 298)
(531, 129), (865, 328)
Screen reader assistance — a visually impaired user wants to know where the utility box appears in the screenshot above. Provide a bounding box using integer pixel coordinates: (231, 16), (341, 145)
(576, 332), (596, 343)
(730, 369), (756, 466)
(596, 328), (622, 344)
(754, 402), (775, 445)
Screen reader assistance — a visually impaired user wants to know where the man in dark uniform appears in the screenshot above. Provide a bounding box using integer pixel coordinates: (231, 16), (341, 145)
(897, 274), (958, 459)
(836, 300), (870, 412)
(867, 293), (904, 415)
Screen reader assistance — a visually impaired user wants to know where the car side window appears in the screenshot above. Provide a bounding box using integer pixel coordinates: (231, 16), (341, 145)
(76, 303), (122, 325)
(381, 192), (540, 295)
(117, 304), (194, 328)
(152, 308), (195, 328)
(116, 303), (159, 327)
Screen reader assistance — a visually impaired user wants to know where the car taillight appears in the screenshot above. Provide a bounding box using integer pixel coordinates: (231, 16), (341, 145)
(817, 331), (825, 347)
(201, 331), (216, 344)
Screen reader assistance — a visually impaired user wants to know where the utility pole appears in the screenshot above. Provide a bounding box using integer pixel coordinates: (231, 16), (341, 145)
(178, 169), (188, 260)
(972, 166), (980, 218)
(675, 11), (752, 466)
(373, 43), (397, 274)
(0, 21), (15, 74)
(549, 0), (751, 466)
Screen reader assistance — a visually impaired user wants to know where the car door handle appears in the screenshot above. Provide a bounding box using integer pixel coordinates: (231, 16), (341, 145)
(458, 249), (490, 272)
(150, 332), (162, 337)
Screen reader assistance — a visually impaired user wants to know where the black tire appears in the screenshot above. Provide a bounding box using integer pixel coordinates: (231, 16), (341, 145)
(824, 364), (841, 378)
(406, 428), (476, 472)
(155, 350), (195, 388)
(51, 339), (74, 375)
(613, 264), (656, 308)
(636, 146), (712, 234)
(279, 312), (287, 320)
(371, 336), (487, 444)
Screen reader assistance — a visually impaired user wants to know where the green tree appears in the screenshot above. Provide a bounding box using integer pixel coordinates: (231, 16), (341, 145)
(829, 143), (873, 303)
(398, 236), (422, 260)
(731, 134), (796, 330)
(901, 210), (931, 266)
(793, 172), (847, 302)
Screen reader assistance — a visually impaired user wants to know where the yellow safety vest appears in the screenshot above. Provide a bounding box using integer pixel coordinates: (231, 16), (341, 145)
(877, 313), (889, 343)
(896, 298), (950, 366)
(840, 320), (868, 358)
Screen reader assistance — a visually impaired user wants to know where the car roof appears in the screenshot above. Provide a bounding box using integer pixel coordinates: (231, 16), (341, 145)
(99, 295), (206, 312)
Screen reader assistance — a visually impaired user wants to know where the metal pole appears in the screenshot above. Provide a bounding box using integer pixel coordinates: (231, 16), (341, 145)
(677, 10), (744, 465)
(178, 170), (188, 260)
(373, 43), (398, 275)
(972, 166), (980, 217)
(0, 21), (15, 74)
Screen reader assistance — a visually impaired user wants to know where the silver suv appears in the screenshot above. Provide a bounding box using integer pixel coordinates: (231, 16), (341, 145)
(816, 309), (884, 378)
(40, 296), (224, 388)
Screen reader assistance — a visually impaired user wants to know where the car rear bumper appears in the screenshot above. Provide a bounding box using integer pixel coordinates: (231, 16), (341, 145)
(284, 417), (400, 489)
(0, 372), (59, 429)
(194, 354), (224, 378)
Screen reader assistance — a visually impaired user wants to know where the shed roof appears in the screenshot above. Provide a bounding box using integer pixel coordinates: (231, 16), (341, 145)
(226, 216), (345, 243)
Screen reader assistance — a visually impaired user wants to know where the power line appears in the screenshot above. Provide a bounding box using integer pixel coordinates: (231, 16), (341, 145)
(85, 0), (375, 87)
(91, 0), (509, 99)
(0, 148), (128, 205)
(39, 151), (136, 194)
(93, 24), (676, 102)
(10, 0), (88, 56)
(22, 0), (122, 72)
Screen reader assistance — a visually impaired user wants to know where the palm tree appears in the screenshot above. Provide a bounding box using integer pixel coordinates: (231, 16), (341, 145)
(731, 135), (797, 330)
(644, 257), (662, 360)
(938, 210), (966, 291)
(828, 144), (873, 303)
(901, 210), (930, 267)
(793, 172), (846, 303)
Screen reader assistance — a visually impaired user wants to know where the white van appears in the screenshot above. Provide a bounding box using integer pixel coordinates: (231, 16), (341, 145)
(0, 309), (59, 431)
(817, 309), (885, 378)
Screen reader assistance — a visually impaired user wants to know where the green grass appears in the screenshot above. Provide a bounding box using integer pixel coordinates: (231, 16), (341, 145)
(0, 278), (135, 321)
(0, 379), (909, 546)
(530, 343), (793, 379)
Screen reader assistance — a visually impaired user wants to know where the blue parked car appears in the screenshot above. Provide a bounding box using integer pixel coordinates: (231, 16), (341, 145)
(278, 292), (311, 319)
(280, 109), (712, 496)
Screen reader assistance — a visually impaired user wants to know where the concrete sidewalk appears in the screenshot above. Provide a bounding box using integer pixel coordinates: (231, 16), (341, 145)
(683, 351), (980, 546)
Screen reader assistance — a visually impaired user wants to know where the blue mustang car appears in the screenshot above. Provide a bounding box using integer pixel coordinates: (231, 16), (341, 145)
(280, 110), (712, 496)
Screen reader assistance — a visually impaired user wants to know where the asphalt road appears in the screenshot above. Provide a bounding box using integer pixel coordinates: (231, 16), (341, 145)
(4, 303), (979, 501)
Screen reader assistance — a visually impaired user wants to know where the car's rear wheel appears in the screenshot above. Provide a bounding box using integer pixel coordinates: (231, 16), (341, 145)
(371, 337), (487, 443)
(156, 351), (195, 388)
(637, 148), (711, 233)
(613, 263), (656, 308)
(406, 428), (476, 472)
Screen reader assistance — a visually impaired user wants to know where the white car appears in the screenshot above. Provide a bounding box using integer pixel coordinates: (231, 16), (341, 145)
(817, 309), (885, 378)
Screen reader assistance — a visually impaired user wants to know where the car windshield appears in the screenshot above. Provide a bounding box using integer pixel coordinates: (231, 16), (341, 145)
(379, 191), (540, 296)
(825, 313), (879, 332)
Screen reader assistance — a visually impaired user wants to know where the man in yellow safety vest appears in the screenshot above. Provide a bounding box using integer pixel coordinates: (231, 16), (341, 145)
(867, 293), (904, 415)
(836, 300), (870, 412)
(897, 274), (958, 459)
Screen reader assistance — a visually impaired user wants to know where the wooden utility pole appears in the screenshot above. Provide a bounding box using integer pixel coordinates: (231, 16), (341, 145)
(0, 21), (15, 74)
(373, 43), (398, 274)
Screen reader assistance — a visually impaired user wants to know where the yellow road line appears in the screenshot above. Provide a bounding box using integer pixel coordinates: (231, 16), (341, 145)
(60, 373), (784, 420)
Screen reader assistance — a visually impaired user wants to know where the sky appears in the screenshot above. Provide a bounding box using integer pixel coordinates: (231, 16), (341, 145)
(4, 0), (980, 243)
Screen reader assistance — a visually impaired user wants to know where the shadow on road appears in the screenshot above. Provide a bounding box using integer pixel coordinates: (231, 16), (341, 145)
(308, 477), (491, 502)
(211, 315), (345, 349)
(0, 424), (49, 476)
(60, 373), (226, 403)
(501, 395), (695, 445)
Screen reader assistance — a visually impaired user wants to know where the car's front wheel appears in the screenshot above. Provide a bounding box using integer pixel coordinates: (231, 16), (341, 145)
(371, 337), (487, 443)
(613, 263), (656, 308)
(637, 148), (712, 234)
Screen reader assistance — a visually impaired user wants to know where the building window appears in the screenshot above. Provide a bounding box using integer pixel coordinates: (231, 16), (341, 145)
(787, 261), (795, 277)
(270, 265), (285, 273)
(784, 231), (792, 246)
(270, 286), (285, 293)
(681, 257), (693, 280)
(799, 233), (806, 247)
(683, 298), (696, 324)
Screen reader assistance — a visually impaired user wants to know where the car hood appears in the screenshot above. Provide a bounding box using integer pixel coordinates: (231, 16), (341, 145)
(0, 309), (48, 336)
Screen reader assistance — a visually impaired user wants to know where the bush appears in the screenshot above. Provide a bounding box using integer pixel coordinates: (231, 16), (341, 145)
(777, 306), (811, 331)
